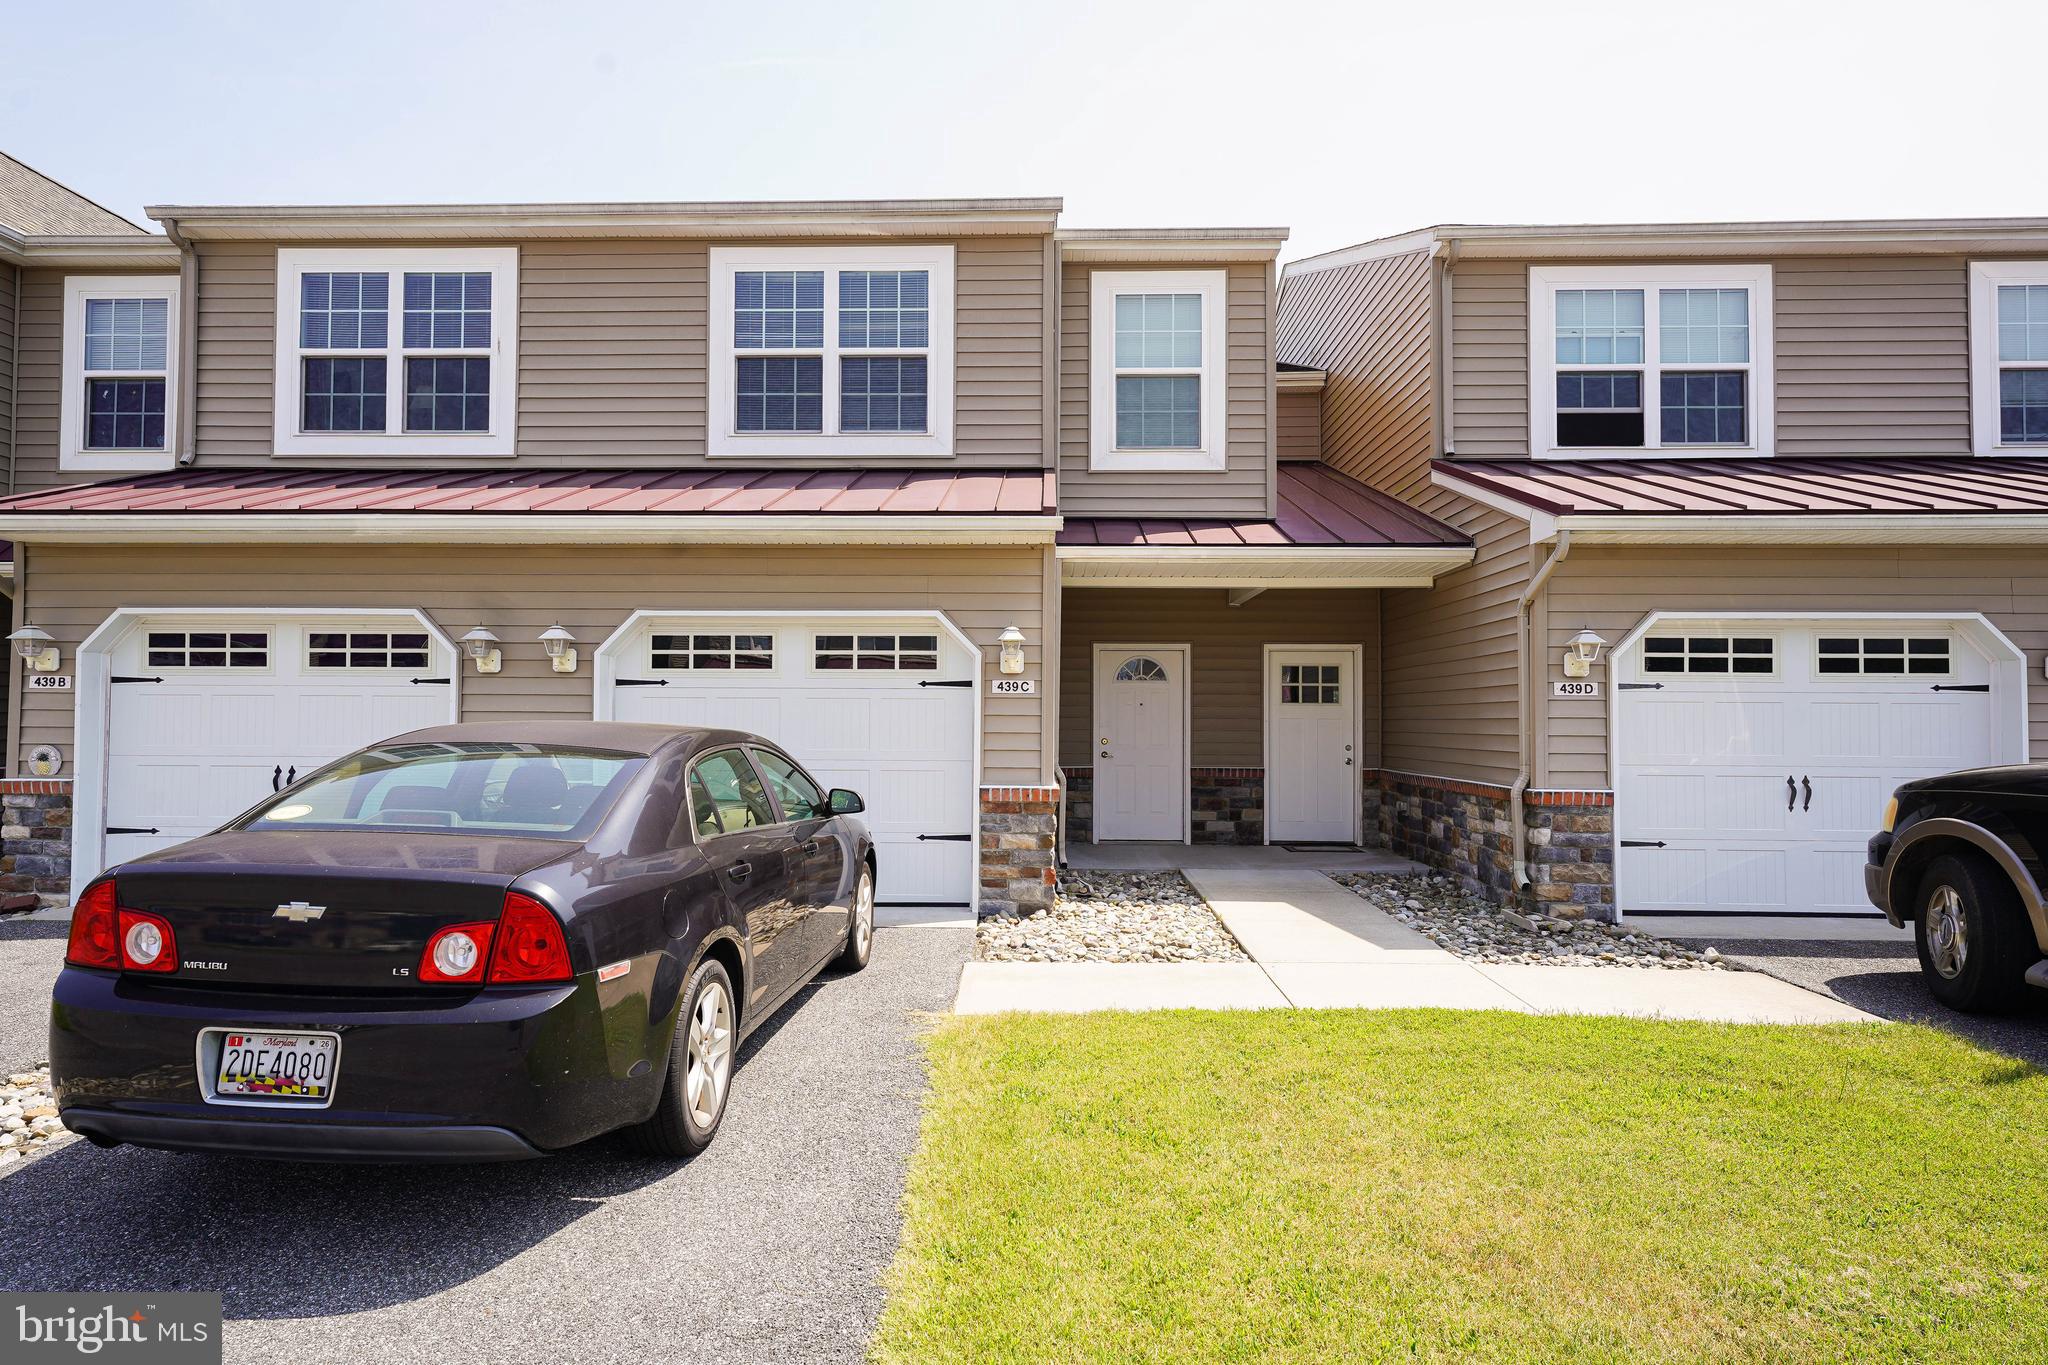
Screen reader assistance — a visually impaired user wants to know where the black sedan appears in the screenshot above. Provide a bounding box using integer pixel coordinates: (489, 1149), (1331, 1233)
(51, 721), (876, 1162)
(1866, 763), (2048, 1012)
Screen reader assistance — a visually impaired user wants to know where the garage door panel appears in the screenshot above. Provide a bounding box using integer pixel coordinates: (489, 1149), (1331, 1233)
(1884, 700), (1969, 760)
(1633, 771), (1791, 837)
(1804, 700), (1883, 762)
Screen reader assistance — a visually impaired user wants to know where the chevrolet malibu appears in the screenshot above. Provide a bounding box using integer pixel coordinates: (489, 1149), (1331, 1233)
(51, 721), (876, 1162)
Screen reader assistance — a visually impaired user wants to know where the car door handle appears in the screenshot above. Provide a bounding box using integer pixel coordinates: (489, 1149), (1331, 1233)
(727, 860), (753, 881)
(1801, 776), (1812, 811)
(1786, 775), (1796, 811)
(801, 839), (821, 855)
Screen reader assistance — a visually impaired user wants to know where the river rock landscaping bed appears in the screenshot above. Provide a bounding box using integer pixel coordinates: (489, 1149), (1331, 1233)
(0, 1065), (67, 1168)
(1331, 872), (1733, 969)
(977, 872), (1247, 963)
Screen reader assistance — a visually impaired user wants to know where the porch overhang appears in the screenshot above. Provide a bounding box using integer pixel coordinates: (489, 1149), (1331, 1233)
(1432, 456), (2048, 546)
(1058, 545), (1473, 589)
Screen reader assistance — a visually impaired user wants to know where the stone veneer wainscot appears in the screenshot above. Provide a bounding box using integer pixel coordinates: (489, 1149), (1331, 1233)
(1, 779), (73, 907)
(1371, 770), (1615, 921)
(979, 785), (1058, 918)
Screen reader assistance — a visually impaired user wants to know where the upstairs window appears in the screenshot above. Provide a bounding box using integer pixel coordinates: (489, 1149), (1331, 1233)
(1970, 263), (2048, 454)
(60, 275), (180, 472)
(1090, 269), (1227, 472)
(709, 246), (954, 456)
(274, 248), (517, 456)
(1531, 266), (1773, 458)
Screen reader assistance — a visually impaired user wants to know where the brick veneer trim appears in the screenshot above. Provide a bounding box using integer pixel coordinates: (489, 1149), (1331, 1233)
(1366, 768), (1613, 807)
(0, 780), (72, 796)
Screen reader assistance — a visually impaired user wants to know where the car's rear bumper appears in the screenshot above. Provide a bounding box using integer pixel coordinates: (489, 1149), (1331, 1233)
(51, 964), (667, 1159)
(60, 1109), (543, 1162)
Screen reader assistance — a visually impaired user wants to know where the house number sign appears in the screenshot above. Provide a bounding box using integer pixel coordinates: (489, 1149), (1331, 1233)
(1551, 680), (1600, 698)
(990, 677), (1037, 695)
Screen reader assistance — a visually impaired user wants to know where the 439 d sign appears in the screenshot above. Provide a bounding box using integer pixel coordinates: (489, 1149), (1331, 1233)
(4, 1293), (220, 1363)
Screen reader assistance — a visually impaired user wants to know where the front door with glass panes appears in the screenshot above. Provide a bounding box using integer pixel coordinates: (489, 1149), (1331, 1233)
(1266, 648), (1360, 843)
(1616, 623), (2000, 916)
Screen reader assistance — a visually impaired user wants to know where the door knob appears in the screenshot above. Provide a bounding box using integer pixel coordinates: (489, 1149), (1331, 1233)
(1345, 757), (1354, 766)
(1100, 750), (1112, 758)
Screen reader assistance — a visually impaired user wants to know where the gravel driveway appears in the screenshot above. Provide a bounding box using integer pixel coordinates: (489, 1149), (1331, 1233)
(1719, 938), (2048, 1069)
(0, 917), (68, 1071)
(0, 924), (969, 1364)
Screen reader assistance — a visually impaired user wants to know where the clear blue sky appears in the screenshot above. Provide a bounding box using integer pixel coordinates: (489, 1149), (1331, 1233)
(3, 0), (2039, 262)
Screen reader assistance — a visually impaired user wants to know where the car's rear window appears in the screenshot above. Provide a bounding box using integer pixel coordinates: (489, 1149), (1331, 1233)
(236, 742), (644, 840)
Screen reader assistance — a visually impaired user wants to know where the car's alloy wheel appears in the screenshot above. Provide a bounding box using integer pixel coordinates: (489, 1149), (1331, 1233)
(835, 866), (876, 971)
(685, 977), (733, 1128)
(1924, 883), (1969, 979)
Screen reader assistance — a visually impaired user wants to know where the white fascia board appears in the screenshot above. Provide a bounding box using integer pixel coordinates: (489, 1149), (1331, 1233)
(0, 514), (1063, 546)
(1427, 466), (1559, 541)
(1556, 514), (2048, 546)
(1057, 545), (1474, 587)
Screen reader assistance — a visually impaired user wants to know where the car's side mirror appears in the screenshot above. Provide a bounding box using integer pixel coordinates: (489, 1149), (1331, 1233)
(827, 788), (865, 815)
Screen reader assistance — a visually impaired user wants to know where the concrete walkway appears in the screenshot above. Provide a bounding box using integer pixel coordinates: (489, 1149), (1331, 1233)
(954, 869), (1878, 1024)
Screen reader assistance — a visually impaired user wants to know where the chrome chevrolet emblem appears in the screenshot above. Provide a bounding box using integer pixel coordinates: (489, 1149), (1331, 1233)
(273, 901), (327, 922)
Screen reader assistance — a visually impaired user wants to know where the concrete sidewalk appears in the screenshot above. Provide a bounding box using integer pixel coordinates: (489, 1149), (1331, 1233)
(953, 869), (1879, 1024)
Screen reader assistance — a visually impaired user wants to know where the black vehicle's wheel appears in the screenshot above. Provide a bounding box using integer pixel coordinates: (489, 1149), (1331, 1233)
(834, 864), (875, 972)
(1914, 853), (2036, 1014)
(623, 958), (736, 1159)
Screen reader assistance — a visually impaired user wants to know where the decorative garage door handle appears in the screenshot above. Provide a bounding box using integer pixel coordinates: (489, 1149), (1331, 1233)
(273, 765), (283, 792)
(916, 834), (973, 842)
(1801, 776), (1812, 811)
(918, 679), (974, 688)
(105, 826), (160, 835)
(1786, 776), (1797, 811)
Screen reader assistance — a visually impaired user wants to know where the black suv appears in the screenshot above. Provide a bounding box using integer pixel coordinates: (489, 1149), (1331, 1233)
(1866, 764), (2048, 1012)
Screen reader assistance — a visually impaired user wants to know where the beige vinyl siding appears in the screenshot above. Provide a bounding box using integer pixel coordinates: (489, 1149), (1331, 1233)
(1058, 587), (1382, 770)
(1277, 248), (1527, 786)
(1058, 260), (1274, 519)
(0, 261), (15, 487)
(193, 236), (1047, 467)
(1275, 385), (1321, 461)
(1775, 256), (1971, 455)
(16, 543), (1050, 784)
(1537, 544), (2048, 788)
(1452, 254), (1979, 459)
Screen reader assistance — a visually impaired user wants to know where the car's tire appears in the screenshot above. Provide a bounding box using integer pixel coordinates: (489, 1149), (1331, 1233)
(622, 957), (737, 1159)
(834, 864), (875, 972)
(1914, 852), (2036, 1013)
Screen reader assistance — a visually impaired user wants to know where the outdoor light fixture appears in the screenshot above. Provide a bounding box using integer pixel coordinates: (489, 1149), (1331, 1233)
(1563, 628), (1608, 678)
(460, 626), (503, 675)
(538, 623), (578, 674)
(997, 625), (1027, 676)
(8, 625), (58, 673)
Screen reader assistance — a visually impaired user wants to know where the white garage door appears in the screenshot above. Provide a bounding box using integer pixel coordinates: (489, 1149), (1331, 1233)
(104, 617), (455, 868)
(606, 616), (977, 905)
(1617, 621), (2008, 917)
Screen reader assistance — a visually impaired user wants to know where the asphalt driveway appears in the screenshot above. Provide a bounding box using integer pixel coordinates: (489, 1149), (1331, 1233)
(1719, 937), (2048, 1069)
(0, 923), (970, 1364)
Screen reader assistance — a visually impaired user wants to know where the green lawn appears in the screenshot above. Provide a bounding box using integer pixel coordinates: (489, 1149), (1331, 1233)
(875, 1010), (2048, 1364)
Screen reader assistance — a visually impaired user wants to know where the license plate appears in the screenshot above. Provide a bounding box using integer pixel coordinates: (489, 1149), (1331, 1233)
(210, 1030), (339, 1103)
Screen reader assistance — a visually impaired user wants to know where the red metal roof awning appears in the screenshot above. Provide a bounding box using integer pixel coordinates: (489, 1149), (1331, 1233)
(0, 466), (1058, 517)
(1059, 464), (1468, 548)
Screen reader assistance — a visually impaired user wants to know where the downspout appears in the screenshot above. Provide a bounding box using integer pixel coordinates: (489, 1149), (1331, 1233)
(1510, 530), (1571, 900)
(158, 215), (200, 466)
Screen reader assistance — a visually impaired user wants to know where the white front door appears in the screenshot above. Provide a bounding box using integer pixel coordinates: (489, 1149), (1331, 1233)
(1266, 647), (1360, 843)
(607, 616), (977, 905)
(1093, 646), (1186, 841)
(1617, 621), (2008, 916)
(103, 617), (455, 868)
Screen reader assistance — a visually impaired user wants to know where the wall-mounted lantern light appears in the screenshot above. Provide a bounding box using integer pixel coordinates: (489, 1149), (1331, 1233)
(997, 625), (1027, 676)
(538, 624), (579, 674)
(460, 626), (503, 675)
(1563, 627), (1608, 678)
(8, 625), (59, 673)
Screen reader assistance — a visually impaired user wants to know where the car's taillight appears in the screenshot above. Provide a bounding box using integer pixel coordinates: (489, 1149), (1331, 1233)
(118, 908), (177, 972)
(66, 879), (121, 970)
(419, 922), (495, 984)
(488, 892), (573, 985)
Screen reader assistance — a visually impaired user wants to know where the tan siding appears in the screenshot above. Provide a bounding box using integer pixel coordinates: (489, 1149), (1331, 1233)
(1275, 386), (1321, 461)
(1446, 258), (1528, 458)
(1058, 587), (1381, 769)
(1275, 250), (1435, 488)
(195, 236), (1046, 468)
(19, 543), (1049, 784)
(12, 269), (65, 492)
(1057, 260), (1274, 518)
(1539, 544), (2048, 788)
(0, 262), (15, 487)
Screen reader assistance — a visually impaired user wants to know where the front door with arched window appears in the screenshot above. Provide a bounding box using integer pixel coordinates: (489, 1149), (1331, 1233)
(1092, 644), (1189, 840)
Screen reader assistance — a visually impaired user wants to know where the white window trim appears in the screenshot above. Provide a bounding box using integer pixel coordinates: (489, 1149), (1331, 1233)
(1529, 263), (1774, 460)
(1968, 260), (2048, 457)
(707, 244), (955, 458)
(272, 247), (518, 457)
(60, 274), (180, 473)
(1089, 268), (1228, 472)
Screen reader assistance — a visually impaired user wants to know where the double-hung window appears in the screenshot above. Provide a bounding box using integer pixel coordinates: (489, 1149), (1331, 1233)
(1530, 265), (1773, 458)
(1089, 269), (1228, 471)
(708, 246), (954, 457)
(1969, 262), (2048, 454)
(274, 248), (517, 456)
(59, 275), (180, 472)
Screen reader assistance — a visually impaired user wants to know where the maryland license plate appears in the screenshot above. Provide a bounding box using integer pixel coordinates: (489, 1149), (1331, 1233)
(209, 1030), (339, 1104)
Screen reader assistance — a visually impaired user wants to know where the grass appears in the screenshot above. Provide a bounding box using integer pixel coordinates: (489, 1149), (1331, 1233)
(874, 1010), (2048, 1364)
